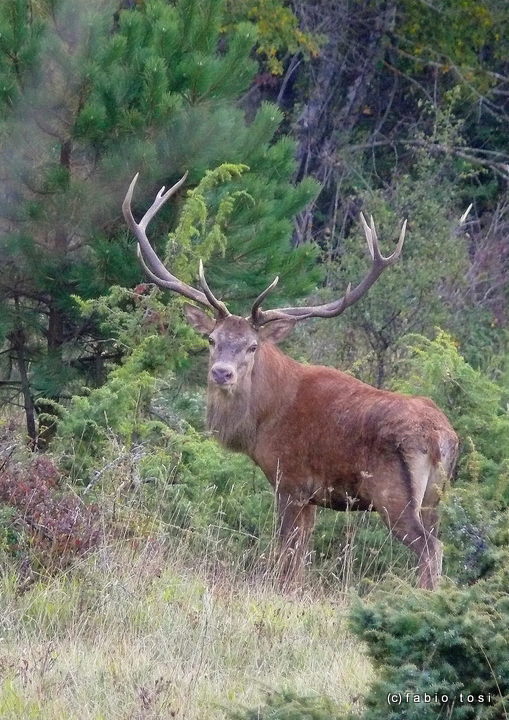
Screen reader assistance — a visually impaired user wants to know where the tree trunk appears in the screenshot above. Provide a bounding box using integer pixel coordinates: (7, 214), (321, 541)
(8, 305), (37, 448)
(47, 301), (65, 353)
(375, 350), (386, 389)
(37, 139), (73, 447)
(18, 348), (37, 448)
(37, 300), (65, 449)
(291, 0), (397, 245)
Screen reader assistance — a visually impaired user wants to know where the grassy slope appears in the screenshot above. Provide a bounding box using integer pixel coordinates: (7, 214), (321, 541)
(0, 536), (373, 720)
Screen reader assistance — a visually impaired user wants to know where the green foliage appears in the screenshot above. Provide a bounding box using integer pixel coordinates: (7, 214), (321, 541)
(0, 504), (20, 561)
(167, 163), (251, 279)
(193, 442), (269, 546)
(75, 0), (258, 142)
(0, 0), (44, 107)
(55, 336), (177, 477)
(290, 148), (472, 388)
(399, 0), (508, 92)
(350, 574), (509, 719)
(0, 0), (320, 443)
(224, 0), (321, 75)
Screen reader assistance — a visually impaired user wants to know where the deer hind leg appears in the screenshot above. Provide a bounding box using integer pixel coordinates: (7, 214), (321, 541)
(420, 466), (445, 539)
(421, 433), (458, 540)
(371, 454), (442, 590)
(386, 508), (442, 589)
(276, 491), (316, 590)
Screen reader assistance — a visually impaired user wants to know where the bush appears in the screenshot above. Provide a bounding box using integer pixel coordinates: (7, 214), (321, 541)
(350, 573), (509, 719)
(0, 453), (101, 572)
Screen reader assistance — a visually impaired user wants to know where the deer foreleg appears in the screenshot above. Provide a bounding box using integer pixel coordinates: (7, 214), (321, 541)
(276, 492), (316, 589)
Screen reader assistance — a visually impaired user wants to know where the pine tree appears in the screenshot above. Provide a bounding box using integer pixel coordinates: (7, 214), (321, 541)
(0, 0), (319, 445)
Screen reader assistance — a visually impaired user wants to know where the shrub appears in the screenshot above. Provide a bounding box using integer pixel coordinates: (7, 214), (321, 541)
(0, 453), (101, 572)
(350, 572), (509, 719)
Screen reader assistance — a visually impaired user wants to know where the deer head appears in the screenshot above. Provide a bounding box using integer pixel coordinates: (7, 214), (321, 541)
(122, 173), (407, 392)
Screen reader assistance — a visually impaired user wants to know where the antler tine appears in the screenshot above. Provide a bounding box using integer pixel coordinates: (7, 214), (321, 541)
(369, 215), (379, 256)
(362, 213), (406, 265)
(123, 172), (187, 283)
(136, 244), (165, 285)
(250, 276), (279, 324)
(123, 172), (226, 312)
(459, 203), (473, 226)
(393, 218), (407, 259)
(198, 259), (230, 317)
(252, 215), (407, 326)
(360, 212), (374, 259)
(138, 173), (188, 231)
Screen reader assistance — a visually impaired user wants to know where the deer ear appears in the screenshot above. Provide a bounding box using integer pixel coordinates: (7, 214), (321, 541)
(258, 318), (296, 344)
(183, 303), (216, 334)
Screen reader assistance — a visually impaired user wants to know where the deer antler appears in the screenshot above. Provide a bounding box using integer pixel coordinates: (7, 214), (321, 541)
(250, 276), (279, 325)
(122, 173), (230, 317)
(124, 176), (406, 328)
(250, 214), (407, 326)
(198, 259), (230, 317)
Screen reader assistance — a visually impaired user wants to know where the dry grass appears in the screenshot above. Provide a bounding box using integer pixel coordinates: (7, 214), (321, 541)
(0, 528), (374, 720)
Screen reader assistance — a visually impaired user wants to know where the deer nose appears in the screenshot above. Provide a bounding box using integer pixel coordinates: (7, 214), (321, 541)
(211, 365), (235, 386)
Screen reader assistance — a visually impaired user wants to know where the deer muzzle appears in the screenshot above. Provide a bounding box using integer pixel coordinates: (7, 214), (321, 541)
(210, 364), (236, 387)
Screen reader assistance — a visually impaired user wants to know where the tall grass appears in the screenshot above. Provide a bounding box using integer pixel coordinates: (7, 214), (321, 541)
(0, 526), (373, 719)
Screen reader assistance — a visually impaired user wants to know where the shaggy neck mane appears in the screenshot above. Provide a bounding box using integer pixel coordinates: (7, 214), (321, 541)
(206, 343), (296, 454)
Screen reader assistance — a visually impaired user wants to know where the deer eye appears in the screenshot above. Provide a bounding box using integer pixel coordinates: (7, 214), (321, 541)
(208, 337), (215, 347)
(247, 344), (258, 353)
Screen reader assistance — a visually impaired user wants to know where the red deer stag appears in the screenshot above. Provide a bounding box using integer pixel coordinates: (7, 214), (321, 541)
(123, 173), (458, 590)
